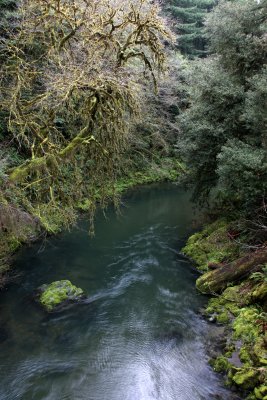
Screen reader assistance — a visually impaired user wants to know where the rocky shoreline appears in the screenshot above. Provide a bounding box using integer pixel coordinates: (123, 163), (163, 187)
(183, 220), (267, 400)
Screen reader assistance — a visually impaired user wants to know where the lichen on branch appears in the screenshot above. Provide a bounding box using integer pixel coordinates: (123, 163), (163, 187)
(1, 0), (173, 210)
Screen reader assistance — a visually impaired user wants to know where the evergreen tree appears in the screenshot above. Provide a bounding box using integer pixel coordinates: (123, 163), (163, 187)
(178, 0), (267, 213)
(164, 0), (215, 57)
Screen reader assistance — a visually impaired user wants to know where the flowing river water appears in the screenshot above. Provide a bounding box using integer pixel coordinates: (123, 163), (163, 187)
(0, 183), (239, 400)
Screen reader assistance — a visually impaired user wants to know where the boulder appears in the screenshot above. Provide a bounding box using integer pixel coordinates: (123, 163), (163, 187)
(37, 280), (84, 311)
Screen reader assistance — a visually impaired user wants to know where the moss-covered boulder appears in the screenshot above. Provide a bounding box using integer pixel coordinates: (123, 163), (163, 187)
(211, 355), (231, 373)
(254, 385), (267, 399)
(208, 302), (267, 397)
(38, 280), (84, 311)
(182, 219), (240, 272)
(232, 369), (259, 390)
(205, 284), (247, 322)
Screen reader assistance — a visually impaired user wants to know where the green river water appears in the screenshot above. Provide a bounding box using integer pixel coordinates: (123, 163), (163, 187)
(0, 183), (240, 400)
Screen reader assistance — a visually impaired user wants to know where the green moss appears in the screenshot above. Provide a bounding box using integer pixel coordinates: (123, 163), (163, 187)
(39, 280), (84, 311)
(32, 204), (77, 234)
(233, 307), (261, 342)
(217, 310), (230, 324)
(212, 356), (231, 373)
(182, 219), (240, 272)
(246, 394), (257, 400)
(239, 346), (253, 365)
(252, 282), (267, 302)
(205, 284), (247, 323)
(0, 216), (40, 281)
(77, 158), (183, 211)
(232, 369), (258, 389)
(254, 337), (267, 363)
(193, 222), (267, 398)
(203, 277), (266, 398)
(7, 236), (21, 252)
(254, 385), (267, 399)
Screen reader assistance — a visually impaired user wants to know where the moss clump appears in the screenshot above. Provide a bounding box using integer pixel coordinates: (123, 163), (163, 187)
(39, 280), (84, 311)
(232, 369), (259, 389)
(182, 219), (240, 272)
(190, 219), (267, 398)
(239, 346), (253, 365)
(202, 276), (266, 398)
(254, 385), (267, 399)
(32, 204), (77, 234)
(212, 356), (231, 373)
(217, 310), (230, 324)
(205, 284), (248, 322)
(252, 282), (267, 303)
(233, 307), (261, 343)
(254, 337), (267, 365)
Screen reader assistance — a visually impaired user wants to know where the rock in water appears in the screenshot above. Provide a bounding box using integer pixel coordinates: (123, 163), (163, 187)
(38, 280), (84, 311)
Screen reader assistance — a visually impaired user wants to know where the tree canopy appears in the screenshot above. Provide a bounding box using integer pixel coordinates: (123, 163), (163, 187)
(0, 0), (172, 228)
(178, 0), (267, 214)
(164, 0), (215, 57)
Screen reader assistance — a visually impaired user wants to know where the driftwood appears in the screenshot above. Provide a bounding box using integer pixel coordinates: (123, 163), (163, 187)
(196, 247), (267, 294)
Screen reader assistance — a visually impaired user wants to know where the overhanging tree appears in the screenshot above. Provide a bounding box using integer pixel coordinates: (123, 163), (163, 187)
(0, 0), (172, 228)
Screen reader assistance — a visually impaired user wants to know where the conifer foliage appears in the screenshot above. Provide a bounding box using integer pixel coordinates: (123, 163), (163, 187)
(178, 0), (267, 214)
(164, 0), (215, 57)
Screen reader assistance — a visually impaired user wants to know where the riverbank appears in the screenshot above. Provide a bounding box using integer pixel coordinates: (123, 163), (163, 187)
(0, 158), (183, 286)
(2, 177), (265, 398)
(183, 220), (267, 399)
(0, 183), (237, 400)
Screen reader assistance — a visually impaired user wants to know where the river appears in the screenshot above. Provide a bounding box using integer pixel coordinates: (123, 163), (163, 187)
(0, 183), (238, 400)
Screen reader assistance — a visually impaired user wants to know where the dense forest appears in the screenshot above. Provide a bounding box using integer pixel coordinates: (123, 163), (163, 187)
(0, 0), (267, 398)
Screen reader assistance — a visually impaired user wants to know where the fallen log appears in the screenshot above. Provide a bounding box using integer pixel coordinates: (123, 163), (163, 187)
(196, 247), (267, 294)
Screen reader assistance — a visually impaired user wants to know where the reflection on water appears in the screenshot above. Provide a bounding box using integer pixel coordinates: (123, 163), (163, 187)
(0, 184), (237, 400)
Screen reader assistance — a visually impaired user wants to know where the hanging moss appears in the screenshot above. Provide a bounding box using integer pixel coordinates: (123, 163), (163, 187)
(77, 158), (183, 211)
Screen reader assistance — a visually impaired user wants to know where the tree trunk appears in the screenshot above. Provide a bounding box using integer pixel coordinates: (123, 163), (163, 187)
(196, 247), (267, 294)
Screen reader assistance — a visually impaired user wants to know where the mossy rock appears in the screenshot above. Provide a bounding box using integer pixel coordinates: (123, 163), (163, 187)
(232, 369), (259, 390)
(239, 346), (253, 365)
(252, 282), (267, 302)
(254, 385), (267, 399)
(205, 284), (246, 323)
(38, 280), (85, 311)
(254, 337), (267, 363)
(233, 307), (261, 342)
(216, 310), (231, 324)
(212, 355), (231, 373)
(182, 219), (240, 272)
(205, 294), (266, 398)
